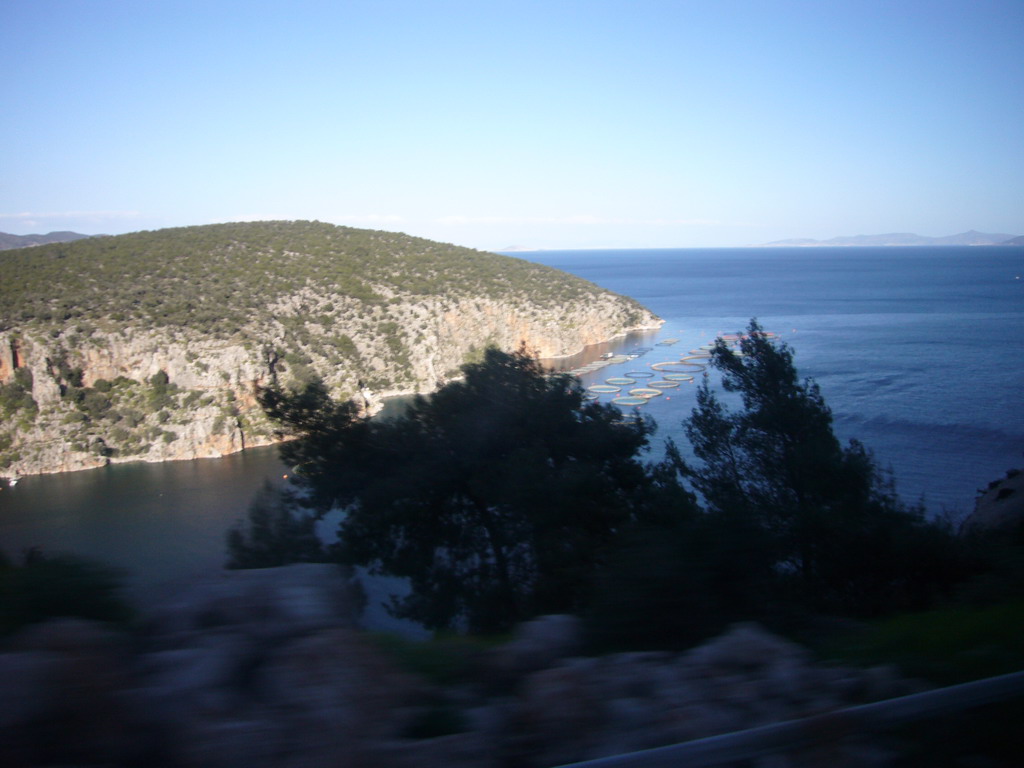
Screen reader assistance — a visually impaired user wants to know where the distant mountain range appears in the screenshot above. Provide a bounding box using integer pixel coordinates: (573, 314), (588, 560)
(764, 230), (1022, 247)
(0, 231), (94, 250)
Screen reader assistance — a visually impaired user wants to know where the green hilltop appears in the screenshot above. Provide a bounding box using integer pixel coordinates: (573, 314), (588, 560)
(0, 220), (622, 335)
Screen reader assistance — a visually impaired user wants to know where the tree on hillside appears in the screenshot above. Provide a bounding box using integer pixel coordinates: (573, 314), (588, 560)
(258, 346), (693, 633)
(680, 318), (967, 615)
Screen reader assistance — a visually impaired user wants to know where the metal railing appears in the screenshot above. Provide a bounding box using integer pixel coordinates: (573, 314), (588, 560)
(554, 669), (1024, 767)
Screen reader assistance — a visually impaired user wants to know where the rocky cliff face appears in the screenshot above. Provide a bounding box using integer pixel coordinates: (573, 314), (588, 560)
(0, 293), (660, 479)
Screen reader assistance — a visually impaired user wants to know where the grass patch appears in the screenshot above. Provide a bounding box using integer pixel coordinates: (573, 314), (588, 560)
(815, 598), (1024, 685)
(366, 631), (509, 687)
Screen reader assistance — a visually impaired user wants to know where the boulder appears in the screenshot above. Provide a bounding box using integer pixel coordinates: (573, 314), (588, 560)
(504, 663), (606, 767)
(483, 614), (582, 685)
(175, 715), (287, 768)
(0, 619), (149, 766)
(253, 627), (423, 766)
(144, 563), (360, 647)
(960, 468), (1024, 534)
(681, 622), (810, 674)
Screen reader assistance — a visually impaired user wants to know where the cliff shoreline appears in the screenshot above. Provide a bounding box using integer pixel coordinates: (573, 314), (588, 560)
(1, 319), (661, 482)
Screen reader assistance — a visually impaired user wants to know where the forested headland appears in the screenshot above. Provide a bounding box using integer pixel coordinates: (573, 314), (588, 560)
(0, 220), (658, 478)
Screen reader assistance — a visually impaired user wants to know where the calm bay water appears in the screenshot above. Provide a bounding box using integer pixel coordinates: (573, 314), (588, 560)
(0, 445), (287, 599)
(1, 245), (1022, 599)
(521, 246), (1024, 517)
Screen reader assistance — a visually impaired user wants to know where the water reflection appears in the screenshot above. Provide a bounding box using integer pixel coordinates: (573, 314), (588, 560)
(0, 447), (286, 601)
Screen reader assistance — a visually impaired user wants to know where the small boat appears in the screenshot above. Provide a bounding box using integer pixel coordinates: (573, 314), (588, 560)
(7, 476), (18, 487)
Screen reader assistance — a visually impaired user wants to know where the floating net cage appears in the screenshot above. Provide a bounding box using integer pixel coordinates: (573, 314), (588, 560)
(656, 338), (680, 346)
(587, 384), (621, 394)
(717, 331), (777, 345)
(663, 373), (695, 382)
(625, 371), (654, 378)
(648, 380), (681, 389)
(612, 396), (649, 406)
(651, 361), (705, 373)
(572, 363), (609, 376)
(606, 377), (637, 385)
(629, 387), (663, 398)
(680, 354), (711, 362)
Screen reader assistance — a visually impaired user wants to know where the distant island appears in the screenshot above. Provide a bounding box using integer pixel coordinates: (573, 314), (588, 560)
(764, 230), (1022, 247)
(0, 230), (94, 250)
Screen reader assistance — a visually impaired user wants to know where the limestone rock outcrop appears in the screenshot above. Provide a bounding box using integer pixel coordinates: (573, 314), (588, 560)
(0, 222), (660, 480)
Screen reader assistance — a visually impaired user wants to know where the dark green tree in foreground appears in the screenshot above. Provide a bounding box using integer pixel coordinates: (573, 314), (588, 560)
(680, 319), (967, 615)
(225, 481), (327, 569)
(254, 326), (975, 644)
(258, 346), (691, 633)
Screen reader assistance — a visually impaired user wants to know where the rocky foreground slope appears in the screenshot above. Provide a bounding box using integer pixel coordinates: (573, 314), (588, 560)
(0, 565), (925, 768)
(0, 221), (660, 479)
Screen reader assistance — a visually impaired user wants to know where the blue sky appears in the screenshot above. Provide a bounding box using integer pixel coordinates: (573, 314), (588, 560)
(2, 0), (1022, 249)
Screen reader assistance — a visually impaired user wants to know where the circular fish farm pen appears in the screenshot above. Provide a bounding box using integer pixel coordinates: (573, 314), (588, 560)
(651, 361), (706, 373)
(612, 396), (649, 407)
(680, 354), (711, 362)
(572, 362), (609, 376)
(629, 387), (663, 399)
(656, 338), (680, 346)
(625, 370), (654, 378)
(663, 373), (695, 382)
(648, 380), (681, 389)
(587, 384), (621, 395)
(606, 377), (637, 386)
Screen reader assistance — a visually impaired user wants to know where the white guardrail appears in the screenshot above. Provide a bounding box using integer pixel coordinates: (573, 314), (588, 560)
(553, 670), (1024, 768)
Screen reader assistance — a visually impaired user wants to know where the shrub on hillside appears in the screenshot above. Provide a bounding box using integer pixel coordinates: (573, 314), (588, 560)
(0, 549), (133, 635)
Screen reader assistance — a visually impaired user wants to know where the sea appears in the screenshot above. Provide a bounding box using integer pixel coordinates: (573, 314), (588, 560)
(1, 245), (1022, 608)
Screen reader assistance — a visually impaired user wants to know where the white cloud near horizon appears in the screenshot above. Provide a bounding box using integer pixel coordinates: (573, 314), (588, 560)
(434, 215), (730, 227)
(0, 210), (144, 235)
(0, 210), (142, 222)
